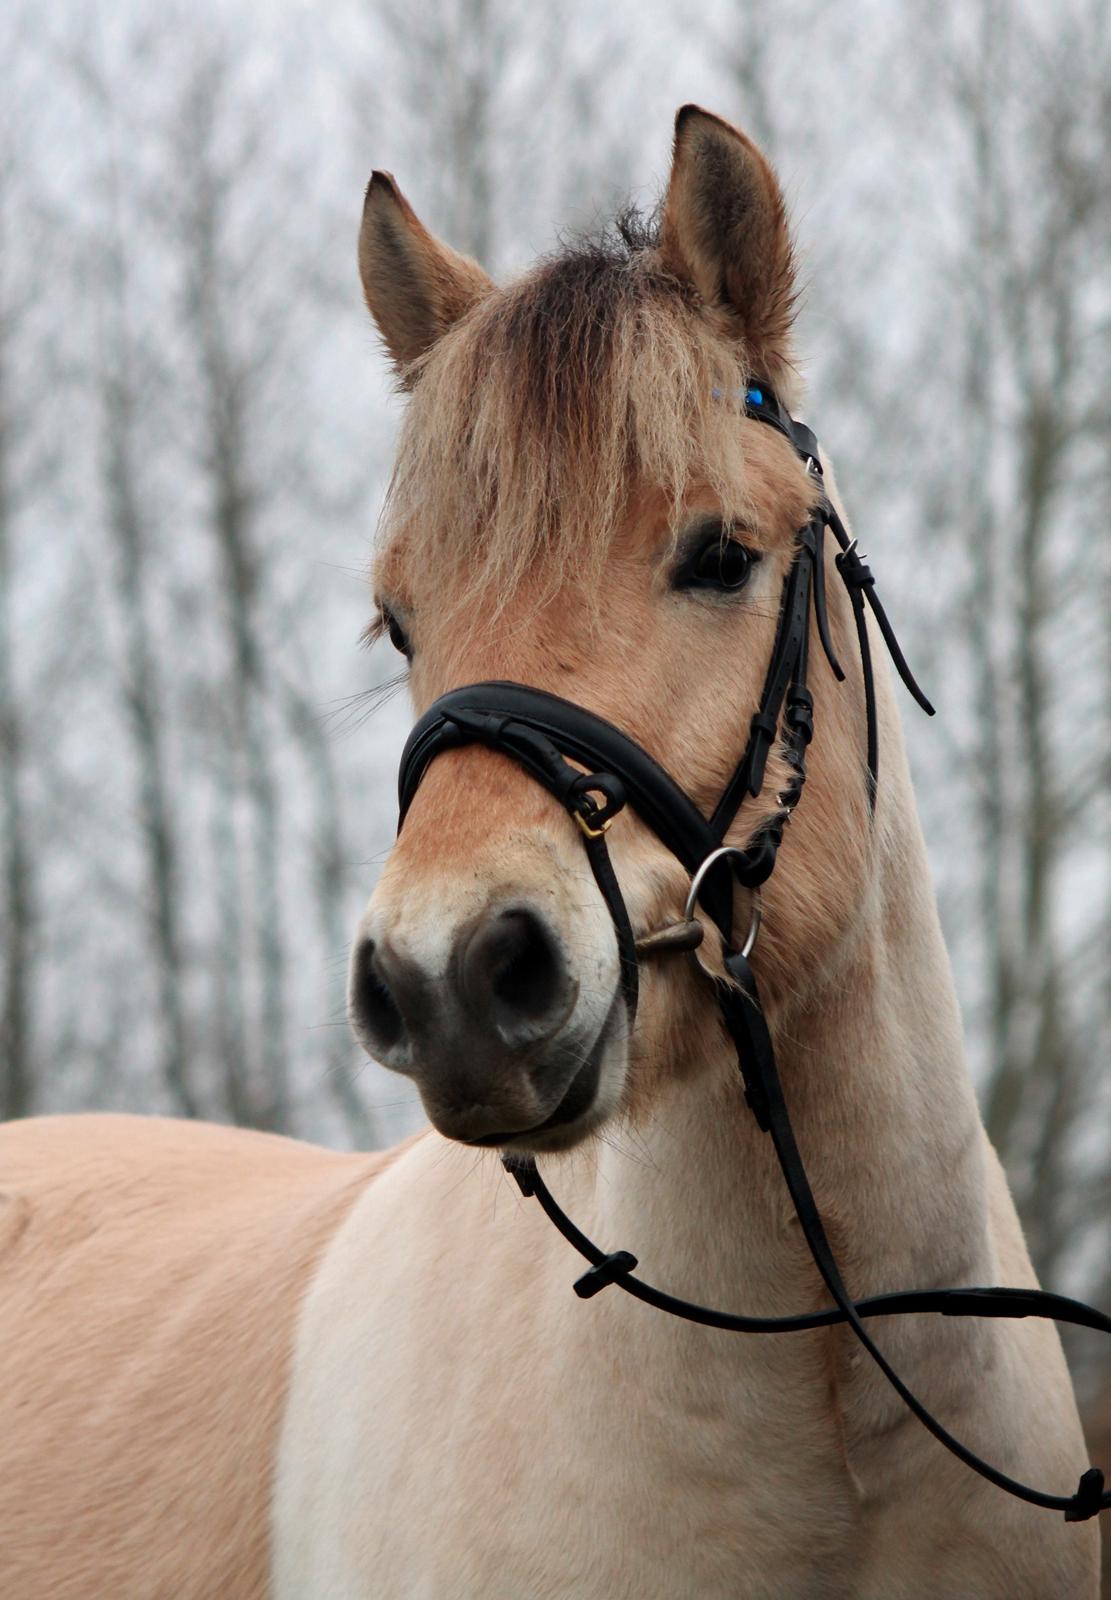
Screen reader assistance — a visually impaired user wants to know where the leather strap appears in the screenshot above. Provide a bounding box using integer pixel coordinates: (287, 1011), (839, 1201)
(393, 382), (1108, 1521)
(400, 700), (643, 1009)
(401, 684), (738, 940)
(504, 948), (1110, 1519)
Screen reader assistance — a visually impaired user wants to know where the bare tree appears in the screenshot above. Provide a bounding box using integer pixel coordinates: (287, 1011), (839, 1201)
(0, 142), (36, 1119)
(355, 0), (613, 273)
(86, 66), (197, 1119)
(161, 45), (295, 1130)
(905, 0), (1111, 1291)
(282, 663), (380, 1148)
(157, 32), (385, 1141)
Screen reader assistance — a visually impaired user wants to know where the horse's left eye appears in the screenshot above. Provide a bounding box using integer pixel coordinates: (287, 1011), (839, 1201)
(674, 527), (760, 593)
(381, 609), (412, 659)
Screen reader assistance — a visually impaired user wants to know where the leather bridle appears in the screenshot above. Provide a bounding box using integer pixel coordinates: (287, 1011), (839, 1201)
(396, 385), (1110, 1521)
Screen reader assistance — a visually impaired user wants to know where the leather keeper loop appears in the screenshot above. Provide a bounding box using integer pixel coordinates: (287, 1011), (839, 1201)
(568, 771), (626, 830)
(1065, 1467), (1106, 1522)
(574, 1251), (639, 1299)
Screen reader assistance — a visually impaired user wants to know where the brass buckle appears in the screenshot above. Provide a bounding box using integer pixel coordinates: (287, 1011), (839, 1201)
(574, 809), (615, 841)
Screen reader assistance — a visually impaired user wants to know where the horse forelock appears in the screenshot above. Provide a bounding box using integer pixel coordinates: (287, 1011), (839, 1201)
(377, 213), (786, 618)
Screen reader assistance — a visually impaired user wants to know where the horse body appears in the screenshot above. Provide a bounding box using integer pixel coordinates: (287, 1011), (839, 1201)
(0, 1071), (1095, 1597)
(1, 105), (1101, 1595)
(0, 1114), (384, 1599)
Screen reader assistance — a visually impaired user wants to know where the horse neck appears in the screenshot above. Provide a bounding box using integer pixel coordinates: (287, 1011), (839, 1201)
(579, 723), (991, 1318)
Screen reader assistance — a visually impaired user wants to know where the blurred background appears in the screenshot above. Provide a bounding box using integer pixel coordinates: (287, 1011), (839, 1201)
(2, 0), (1109, 1528)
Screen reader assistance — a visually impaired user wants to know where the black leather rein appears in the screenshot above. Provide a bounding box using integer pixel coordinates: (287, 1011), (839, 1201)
(395, 384), (1109, 1522)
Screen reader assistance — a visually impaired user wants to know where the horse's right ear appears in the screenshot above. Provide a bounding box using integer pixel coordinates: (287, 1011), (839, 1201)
(358, 173), (493, 381)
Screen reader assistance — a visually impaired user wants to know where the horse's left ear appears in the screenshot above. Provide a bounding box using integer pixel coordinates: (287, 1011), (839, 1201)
(660, 106), (797, 378)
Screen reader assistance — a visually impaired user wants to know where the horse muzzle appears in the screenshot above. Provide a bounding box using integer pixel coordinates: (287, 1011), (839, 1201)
(349, 892), (624, 1148)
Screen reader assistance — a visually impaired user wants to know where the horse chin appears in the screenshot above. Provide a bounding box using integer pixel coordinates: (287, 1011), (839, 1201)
(443, 999), (629, 1156)
(499, 1046), (628, 1156)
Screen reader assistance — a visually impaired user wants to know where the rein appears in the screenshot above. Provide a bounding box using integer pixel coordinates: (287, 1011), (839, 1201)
(396, 385), (1110, 1522)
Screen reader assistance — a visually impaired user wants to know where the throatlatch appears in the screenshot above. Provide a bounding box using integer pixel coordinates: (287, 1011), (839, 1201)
(396, 384), (1109, 1523)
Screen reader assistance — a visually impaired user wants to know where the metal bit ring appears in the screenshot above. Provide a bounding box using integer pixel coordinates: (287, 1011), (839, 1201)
(683, 846), (763, 959)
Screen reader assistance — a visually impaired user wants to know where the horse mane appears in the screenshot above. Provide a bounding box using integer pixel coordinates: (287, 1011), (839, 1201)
(377, 209), (782, 617)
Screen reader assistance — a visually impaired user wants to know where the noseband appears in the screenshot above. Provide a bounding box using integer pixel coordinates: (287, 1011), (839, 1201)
(396, 385), (1109, 1521)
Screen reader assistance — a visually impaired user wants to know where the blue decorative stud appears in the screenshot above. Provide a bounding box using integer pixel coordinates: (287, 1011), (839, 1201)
(746, 386), (764, 407)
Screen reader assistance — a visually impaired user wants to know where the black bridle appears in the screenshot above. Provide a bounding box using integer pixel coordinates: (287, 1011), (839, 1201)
(396, 385), (1110, 1522)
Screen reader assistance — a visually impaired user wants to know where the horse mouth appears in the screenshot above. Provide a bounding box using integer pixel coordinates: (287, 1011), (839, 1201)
(466, 997), (620, 1151)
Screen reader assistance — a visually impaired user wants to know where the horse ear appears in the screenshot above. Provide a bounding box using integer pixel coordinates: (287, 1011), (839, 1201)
(358, 172), (493, 379)
(660, 106), (797, 377)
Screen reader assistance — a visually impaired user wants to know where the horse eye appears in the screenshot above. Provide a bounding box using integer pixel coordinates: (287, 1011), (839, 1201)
(381, 609), (412, 659)
(675, 528), (759, 593)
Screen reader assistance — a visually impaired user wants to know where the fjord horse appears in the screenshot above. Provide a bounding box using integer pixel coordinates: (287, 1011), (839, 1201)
(0, 107), (1098, 1598)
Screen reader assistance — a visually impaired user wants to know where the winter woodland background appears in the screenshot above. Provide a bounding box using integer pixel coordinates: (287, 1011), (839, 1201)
(2, 0), (1110, 1506)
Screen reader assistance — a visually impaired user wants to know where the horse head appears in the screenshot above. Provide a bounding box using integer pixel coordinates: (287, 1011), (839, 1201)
(349, 108), (875, 1149)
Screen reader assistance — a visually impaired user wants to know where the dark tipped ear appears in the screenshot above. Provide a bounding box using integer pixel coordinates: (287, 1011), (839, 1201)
(358, 173), (494, 379)
(660, 106), (797, 378)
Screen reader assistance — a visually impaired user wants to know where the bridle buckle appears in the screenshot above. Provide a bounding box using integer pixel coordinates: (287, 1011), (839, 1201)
(568, 771), (626, 840)
(574, 808), (615, 841)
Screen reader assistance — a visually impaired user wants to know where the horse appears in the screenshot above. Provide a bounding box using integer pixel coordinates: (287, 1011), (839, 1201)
(0, 106), (1100, 1599)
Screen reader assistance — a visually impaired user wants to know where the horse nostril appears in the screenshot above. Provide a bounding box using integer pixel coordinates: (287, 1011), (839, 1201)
(490, 912), (560, 1018)
(351, 940), (406, 1052)
(459, 908), (575, 1047)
